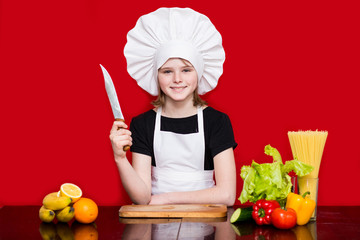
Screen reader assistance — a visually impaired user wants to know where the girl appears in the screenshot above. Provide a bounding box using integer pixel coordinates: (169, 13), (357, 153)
(109, 8), (237, 206)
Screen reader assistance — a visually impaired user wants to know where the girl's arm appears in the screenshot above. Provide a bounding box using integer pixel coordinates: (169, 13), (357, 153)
(110, 120), (152, 205)
(115, 153), (152, 205)
(149, 148), (237, 206)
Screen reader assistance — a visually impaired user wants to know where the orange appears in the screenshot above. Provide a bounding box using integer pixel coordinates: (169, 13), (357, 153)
(73, 198), (98, 224)
(71, 221), (98, 240)
(60, 183), (82, 203)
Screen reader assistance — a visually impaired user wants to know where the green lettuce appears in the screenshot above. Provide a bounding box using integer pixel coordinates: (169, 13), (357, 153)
(239, 145), (314, 204)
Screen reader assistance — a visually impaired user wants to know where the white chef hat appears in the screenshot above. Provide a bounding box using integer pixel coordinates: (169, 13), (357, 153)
(124, 7), (225, 96)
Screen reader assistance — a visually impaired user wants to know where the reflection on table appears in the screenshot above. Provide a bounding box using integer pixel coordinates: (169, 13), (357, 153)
(119, 209), (317, 240)
(1, 206), (359, 239)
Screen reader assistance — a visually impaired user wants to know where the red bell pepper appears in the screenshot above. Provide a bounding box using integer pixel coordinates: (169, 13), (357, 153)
(252, 199), (281, 225)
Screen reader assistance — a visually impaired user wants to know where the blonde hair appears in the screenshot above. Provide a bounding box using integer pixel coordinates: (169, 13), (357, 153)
(151, 58), (207, 107)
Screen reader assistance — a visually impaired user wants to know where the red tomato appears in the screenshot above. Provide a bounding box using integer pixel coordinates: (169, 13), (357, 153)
(270, 208), (297, 229)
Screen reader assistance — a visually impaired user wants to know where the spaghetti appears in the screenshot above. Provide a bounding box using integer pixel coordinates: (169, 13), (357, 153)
(288, 130), (328, 178)
(288, 130), (328, 220)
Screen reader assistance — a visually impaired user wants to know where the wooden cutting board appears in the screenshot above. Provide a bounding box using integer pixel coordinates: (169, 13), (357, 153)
(119, 204), (227, 218)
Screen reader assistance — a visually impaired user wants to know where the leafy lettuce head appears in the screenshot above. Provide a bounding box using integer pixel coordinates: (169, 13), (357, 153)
(239, 145), (314, 204)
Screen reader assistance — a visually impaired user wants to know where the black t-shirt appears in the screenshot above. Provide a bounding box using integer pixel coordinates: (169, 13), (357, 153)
(129, 106), (237, 170)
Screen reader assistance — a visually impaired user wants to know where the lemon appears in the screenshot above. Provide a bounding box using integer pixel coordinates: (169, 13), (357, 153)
(60, 183), (82, 203)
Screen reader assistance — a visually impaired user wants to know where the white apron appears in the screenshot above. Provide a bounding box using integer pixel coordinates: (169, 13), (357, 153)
(152, 106), (215, 195)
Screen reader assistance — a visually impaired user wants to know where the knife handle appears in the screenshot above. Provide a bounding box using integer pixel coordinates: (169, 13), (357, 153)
(115, 118), (130, 152)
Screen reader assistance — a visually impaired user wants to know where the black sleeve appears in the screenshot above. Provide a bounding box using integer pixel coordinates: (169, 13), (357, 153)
(206, 109), (237, 158)
(129, 111), (155, 158)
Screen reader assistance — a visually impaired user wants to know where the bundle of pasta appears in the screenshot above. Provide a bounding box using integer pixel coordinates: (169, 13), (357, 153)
(288, 130), (328, 178)
(288, 130), (328, 220)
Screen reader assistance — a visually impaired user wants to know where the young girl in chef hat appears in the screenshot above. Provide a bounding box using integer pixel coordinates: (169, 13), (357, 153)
(110, 7), (237, 205)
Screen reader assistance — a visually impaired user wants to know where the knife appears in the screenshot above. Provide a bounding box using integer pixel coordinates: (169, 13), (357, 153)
(100, 64), (130, 151)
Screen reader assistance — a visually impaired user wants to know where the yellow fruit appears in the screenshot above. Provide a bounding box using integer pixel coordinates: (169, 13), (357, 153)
(60, 183), (82, 203)
(56, 206), (75, 222)
(39, 206), (55, 223)
(73, 198), (98, 224)
(43, 192), (72, 211)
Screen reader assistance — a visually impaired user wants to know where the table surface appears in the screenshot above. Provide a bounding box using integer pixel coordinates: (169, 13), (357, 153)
(0, 205), (359, 239)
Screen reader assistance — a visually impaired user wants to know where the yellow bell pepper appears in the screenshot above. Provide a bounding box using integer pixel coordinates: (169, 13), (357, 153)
(286, 191), (316, 225)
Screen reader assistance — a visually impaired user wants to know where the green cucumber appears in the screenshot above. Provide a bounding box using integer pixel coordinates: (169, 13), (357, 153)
(230, 207), (253, 223)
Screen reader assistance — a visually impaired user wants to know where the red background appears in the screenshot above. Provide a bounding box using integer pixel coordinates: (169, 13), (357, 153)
(1, 0), (359, 206)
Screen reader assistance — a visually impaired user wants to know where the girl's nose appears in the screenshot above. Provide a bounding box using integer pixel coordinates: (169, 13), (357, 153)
(173, 71), (182, 83)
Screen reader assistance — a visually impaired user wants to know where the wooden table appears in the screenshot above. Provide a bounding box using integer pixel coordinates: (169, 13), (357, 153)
(0, 206), (359, 239)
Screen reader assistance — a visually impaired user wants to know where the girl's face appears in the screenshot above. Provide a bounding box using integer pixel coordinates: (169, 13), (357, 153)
(158, 58), (198, 104)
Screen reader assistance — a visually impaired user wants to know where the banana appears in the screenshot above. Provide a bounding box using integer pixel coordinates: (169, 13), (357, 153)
(56, 206), (75, 222)
(56, 222), (74, 240)
(43, 192), (72, 210)
(39, 222), (58, 240)
(39, 205), (56, 223)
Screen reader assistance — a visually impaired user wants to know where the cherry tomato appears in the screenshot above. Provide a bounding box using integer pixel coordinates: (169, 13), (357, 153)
(270, 208), (297, 229)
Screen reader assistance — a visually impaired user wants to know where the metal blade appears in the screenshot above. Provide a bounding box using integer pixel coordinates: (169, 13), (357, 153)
(100, 64), (124, 120)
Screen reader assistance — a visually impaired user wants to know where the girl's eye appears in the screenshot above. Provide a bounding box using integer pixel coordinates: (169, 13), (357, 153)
(162, 70), (172, 74)
(183, 68), (192, 72)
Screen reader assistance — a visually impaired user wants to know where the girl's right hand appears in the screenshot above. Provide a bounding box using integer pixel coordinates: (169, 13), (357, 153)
(109, 121), (132, 159)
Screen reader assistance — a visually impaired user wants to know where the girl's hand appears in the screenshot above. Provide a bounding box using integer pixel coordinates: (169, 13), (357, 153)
(109, 121), (132, 160)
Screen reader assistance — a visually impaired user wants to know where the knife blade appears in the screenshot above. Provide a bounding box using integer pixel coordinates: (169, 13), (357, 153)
(100, 64), (130, 151)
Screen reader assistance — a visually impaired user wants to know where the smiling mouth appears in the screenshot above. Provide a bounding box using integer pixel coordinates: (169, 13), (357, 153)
(170, 86), (187, 91)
